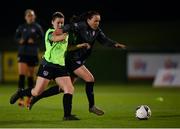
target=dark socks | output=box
[36,85,63,100]
[20,88,32,97]
[63,93,72,117]
[85,82,95,108]
[28,76,34,89]
[18,75,25,90]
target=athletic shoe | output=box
[18,98,25,107]
[89,105,104,116]
[24,96,31,108]
[28,96,38,110]
[63,115,80,120]
[10,90,22,104]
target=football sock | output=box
[85,82,95,108]
[28,76,34,89]
[18,75,25,90]
[20,88,32,97]
[63,93,72,117]
[36,85,63,100]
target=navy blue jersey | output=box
[63,21,116,61]
[15,22,44,56]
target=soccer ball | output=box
[135,105,151,120]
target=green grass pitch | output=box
[0,83,180,128]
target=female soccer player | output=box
[10,12,79,120]
[15,9,44,106]
[28,11,126,116]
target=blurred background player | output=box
[10,12,79,120]
[14,9,44,107]
[28,11,126,115]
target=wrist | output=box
[76,44,82,48]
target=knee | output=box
[84,75,95,82]
[63,85,74,94]
[31,89,41,96]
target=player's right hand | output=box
[53,28,63,35]
[59,33,67,41]
[28,38,34,44]
[77,43,91,49]
[19,38,24,44]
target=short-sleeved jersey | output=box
[44,28,68,66]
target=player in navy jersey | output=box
[15,9,44,107]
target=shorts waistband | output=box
[41,58,64,68]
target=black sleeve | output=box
[36,23,44,39]
[14,25,22,43]
[62,22,86,33]
[96,28,116,47]
[62,24,71,33]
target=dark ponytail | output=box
[70,11,100,23]
[85,11,100,20]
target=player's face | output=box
[25,11,36,24]
[87,15,101,30]
[52,18,64,29]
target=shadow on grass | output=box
[0,119,68,127]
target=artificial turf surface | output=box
[0,83,180,128]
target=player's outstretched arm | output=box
[114,42,126,49]
[97,29,126,49]
[68,43,91,51]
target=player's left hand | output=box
[77,43,91,49]
[28,38,34,44]
[53,28,63,35]
[114,43,126,49]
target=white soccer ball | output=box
[135,105,151,120]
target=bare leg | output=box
[31,77,50,96]
[10,76,50,105]
[55,76,79,120]
[27,66,36,89]
[73,65,104,115]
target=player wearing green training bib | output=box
[10,12,79,121]
[44,28,68,66]
[38,27,68,79]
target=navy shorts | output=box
[18,55,39,67]
[37,60,69,80]
[66,59,85,73]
